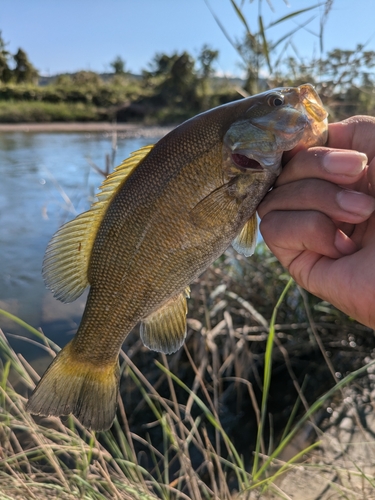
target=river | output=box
[0,128,168,365]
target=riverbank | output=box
[0,121,174,137]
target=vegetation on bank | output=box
[0,35,239,124]
[1,4,375,125]
[1,244,375,499]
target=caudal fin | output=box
[26,341,119,431]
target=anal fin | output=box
[232,213,258,257]
[140,288,190,354]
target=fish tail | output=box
[26,340,119,431]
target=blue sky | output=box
[2,0,375,77]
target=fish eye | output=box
[268,94,284,107]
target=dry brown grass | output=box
[1,245,375,499]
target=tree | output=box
[71,70,101,86]
[198,44,219,81]
[198,44,219,108]
[0,31,12,83]
[144,52,179,79]
[110,56,126,75]
[143,51,199,108]
[13,48,38,83]
[159,52,198,107]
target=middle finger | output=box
[258,178,375,225]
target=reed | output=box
[1,245,375,498]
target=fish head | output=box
[223,83,328,176]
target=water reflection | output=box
[0,130,165,364]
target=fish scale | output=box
[27,84,328,430]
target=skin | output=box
[258,116,375,329]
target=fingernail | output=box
[334,230,357,255]
[337,190,375,216]
[323,151,367,175]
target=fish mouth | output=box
[297,84,328,147]
[231,153,263,171]
[299,84,328,123]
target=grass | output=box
[1,245,375,499]
[0,101,106,123]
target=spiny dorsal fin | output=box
[232,213,258,257]
[43,145,154,303]
[140,287,190,354]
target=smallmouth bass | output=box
[27,84,328,430]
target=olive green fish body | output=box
[27,84,328,430]
[77,127,276,361]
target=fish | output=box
[27,84,328,431]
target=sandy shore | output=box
[0,122,174,137]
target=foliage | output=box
[13,48,38,84]
[197,45,219,108]
[207,0,333,94]
[269,45,375,120]
[206,0,375,119]
[0,31,12,83]
[0,32,38,84]
[198,45,219,81]
[1,244,375,498]
[111,56,127,75]
[142,51,199,109]
[0,78,142,109]
[1,0,375,123]
[0,100,106,123]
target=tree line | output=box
[0,31,232,122]
[1,25,375,123]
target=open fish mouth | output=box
[231,153,263,171]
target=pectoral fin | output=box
[140,288,190,354]
[232,213,258,257]
[190,184,240,229]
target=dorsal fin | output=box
[43,145,154,303]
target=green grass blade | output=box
[267,3,324,28]
[0,308,60,351]
[270,16,316,51]
[252,277,294,477]
[203,0,238,52]
[250,440,321,492]
[155,360,250,490]
[230,0,254,40]
[253,358,375,481]
[258,15,272,73]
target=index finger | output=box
[283,116,375,165]
[274,147,368,188]
[327,116,375,194]
[328,116,375,159]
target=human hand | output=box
[258,116,375,328]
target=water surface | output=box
[0,130,166,363]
